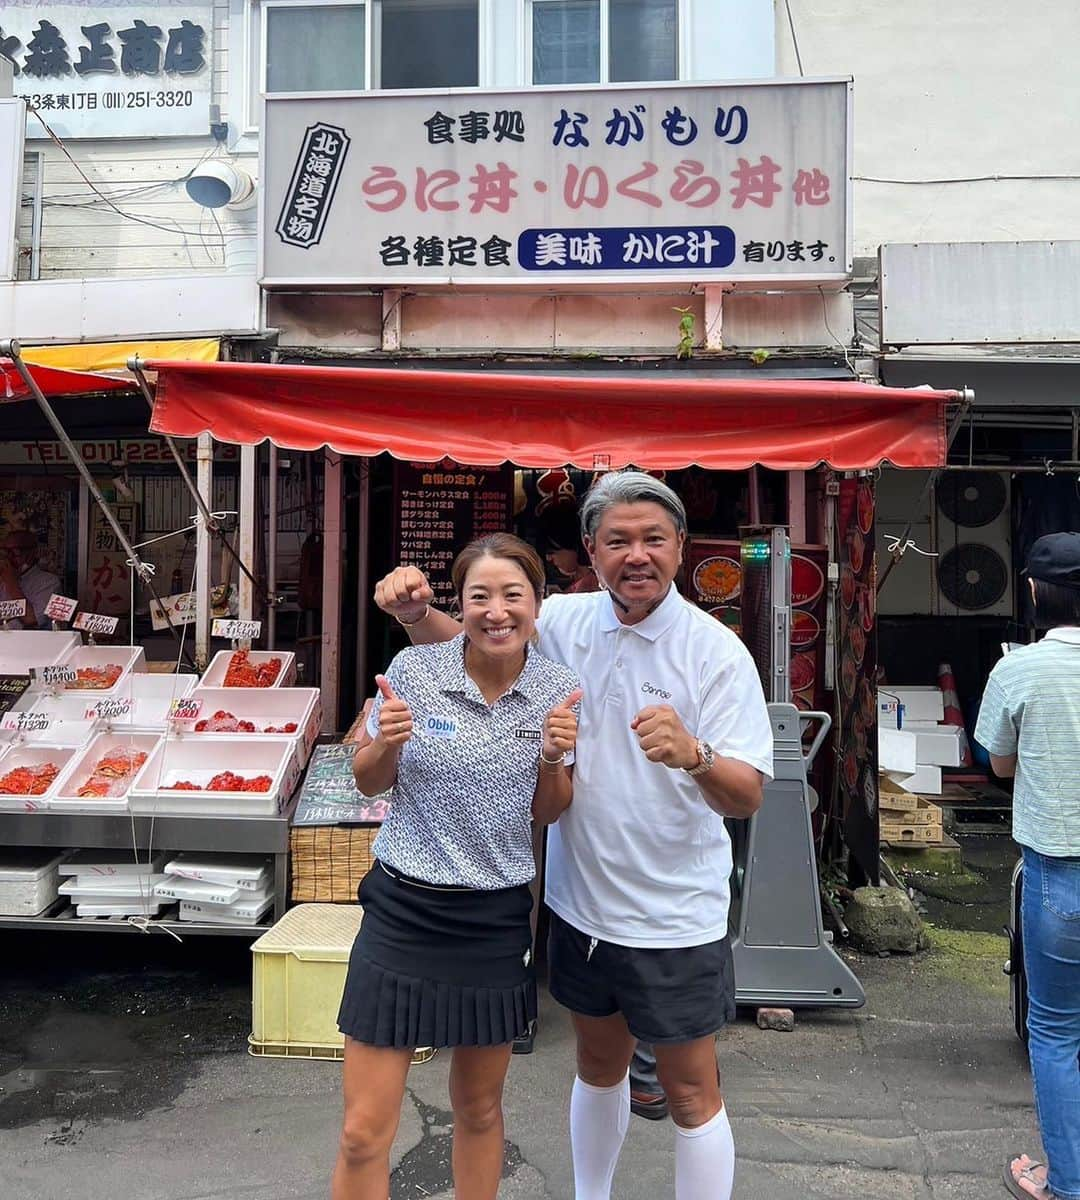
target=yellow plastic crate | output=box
[249,903,362,1059]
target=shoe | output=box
[630,1089,669,1120]
[512,1019,537,1055]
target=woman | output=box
[332,533,582,1200]
[974,532,1080,1200]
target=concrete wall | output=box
[776,0,1080,256]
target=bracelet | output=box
[395,604,430,628]
[539,748,566,768]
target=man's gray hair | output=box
[580,470,687,541]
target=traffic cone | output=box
[937,662,973,767]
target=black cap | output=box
[1024,532,1080,591]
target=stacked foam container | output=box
[877,686,964,796]
[154,853,274,925]
[57,849,167,918]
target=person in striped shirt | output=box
[975,532,1080,1200]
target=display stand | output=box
[0,809,291,937]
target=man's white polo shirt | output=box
[537,586,774,949]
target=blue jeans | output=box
[1022,847,1080,1200]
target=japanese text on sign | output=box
[0,4,212,139]
[169,697,202,722]
[40,665,77,685]
[212,619,262,641]
[1,711,52,733]
[44,594,79,623]
[0,599,28,622]
[84,697,134,721]
[263,79,850,285]
[74,611,120,636]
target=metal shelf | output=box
[0,809,293,933]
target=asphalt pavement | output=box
[0,832,1035,1199]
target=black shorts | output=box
[547,911,736,1044]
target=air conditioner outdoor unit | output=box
[876,467,934,616]
[934,470,1013,617]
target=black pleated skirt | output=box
[337,861,537,1048]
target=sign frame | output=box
[259,76,854,290]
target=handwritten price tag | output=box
[41,665,77,686]
[44,594,79,623]
[84,697,134,721]
[0,599,27,622]
[212,619,262,641]
[1,711,52,733]
[169,697,203,722]
[74,612,120,636]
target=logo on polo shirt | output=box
[515,728,543,741]
[423,715,458,739]
[641,681,673,701]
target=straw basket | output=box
[289,825,379,903]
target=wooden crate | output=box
[880,797,943,845]
[878,775,919,812]
[290,826,378,903]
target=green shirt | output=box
[975,628,1080,857]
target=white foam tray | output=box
[181,687,321,768]
[60,874,167,898]
[0,630,80,679]
[179,895,272,924]
[130,735,300,817]
[48,731,164,813]
[199,650,297,689]
[58,849,166,878]
[53,644,146,697]
[0,743,82,812]
[75,901,169,917]
[163,853,272,888]
[11,672,197,734]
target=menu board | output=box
[393,460,514,612]
[291,744,390,826]
[0,675,31,717]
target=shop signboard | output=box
[0,1,213,139]
[86,501,137,618]
[0,438,240,466]
[262,78,852,287]
[392,460,514,613]
[0,674,31,716]
[292,743,388,825]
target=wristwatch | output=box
[684,739,715,777]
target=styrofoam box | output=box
[199,650,297,690]
[154,877,244,904]
[877,694,902,731]
[885,764,943,796]
[0,630,80,680]
[164,853,272,889]
[11,674,196,734]
[890,686,945,723]
[903,721,964,768]
[130,736,300,817]
[53,644,146,697]
[0,849,66,916]
[183,687,321,768]
[47,731,164,814]
[60,874,167,899]
[75,901,168,917]
[58,848,167,878]
[180,895,272,924]
[0,696,100,749]
[878,728,918,775]
[0,743,82,812]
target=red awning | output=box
[1,359,133,403]
[148,360,956,471]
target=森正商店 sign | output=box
[262,78,851,286]
[0,2,212,139]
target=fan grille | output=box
[937,471,1007,528]
[937,543,1009,610]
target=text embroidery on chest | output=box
[422,714,459,739]
[515,728,543,741]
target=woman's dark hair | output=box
[451,533,546,604]
[1031,578,1080,629]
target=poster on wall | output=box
[85,500,137,619]
[836,476,879,883]
[0,1,212,139]
[0,489,69,581]
[392,460,514,613]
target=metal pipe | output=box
[238,445,256,627]
[267,442,278,649]
[195,433,213,669]
[1072,409,1079,463]
[30,149,43,282]
[940,463,1080,474]
[355,457,371,709]
[321,451,344,733]
[821,885,850,940]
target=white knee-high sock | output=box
[674,1104,735,1200]
[570,1073,630,1200]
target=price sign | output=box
[0,599,27,622]
[1,711,53,733]
[44,594,79,623]
[212,619,262,641]
[40,665,77,686]
[74,612,120,636]
[84,697,134,721]
[169,697,203,722]
[150,592,196,632]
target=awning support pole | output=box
[267,443,279,649]
[238,445,256,629]
[321,451,344,733]
[195,433,214,669]
[355,457,371,713]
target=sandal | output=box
[1003,1156,1055,1199]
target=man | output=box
[0,530,60,630]
[375,471,773,1200]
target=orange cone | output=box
[937,662,973,767]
